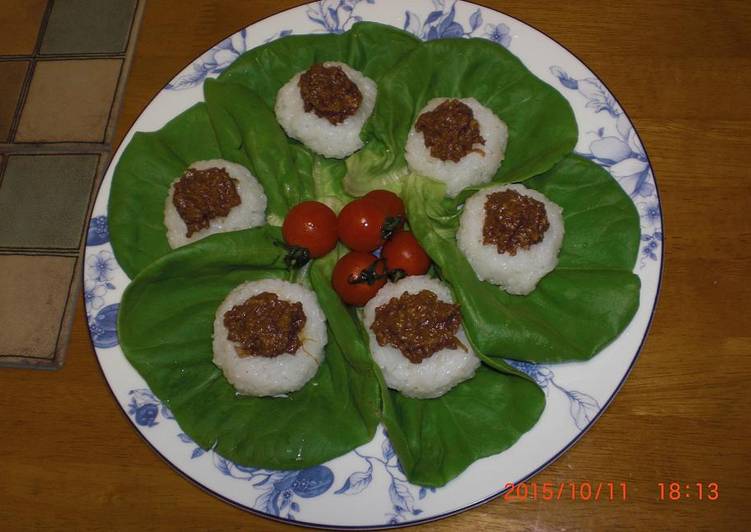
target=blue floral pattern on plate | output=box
[168,29,250,90]
[126,388,334,520]
[336,432,429,524]
[87,215,110,246]
[122,358,599,520]
[403,0,510,45]
[165,0,511,91]
[86,0,661,527]
[85,216,120,348]
[305,0,373,34]
[550,66,662,265]
[506,360,600,430]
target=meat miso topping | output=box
[371,290,465,364]
[298,64,363,125]
[223,292,306,358]
[482,189,550,255]
[172,167,241,237]
[415,99,486,162]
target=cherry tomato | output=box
[337,198,388,252]
[364,189,406,227]
[382,231,431,276]
[282,201,338,258]
[332,251,386,306]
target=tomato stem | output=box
[348,258,410,285]
[381,215,404,240]
[348,257,388,286]
[274,240,311,269]
[387,268,407,282]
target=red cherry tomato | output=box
[282,201,338,258]
[382,231,431,276]
[332,251,386,306]
[337,198,388,252]
[364,189,406,225]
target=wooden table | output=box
[2,1,749,529]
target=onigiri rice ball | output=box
[212,279,327,397]
[275,61,377,159]
[457,183,564,295]
[164,159,266,249]
[405,97,508,197]
[363,276,481,399]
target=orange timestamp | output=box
[503,481,629,502]
[657,482,719,501]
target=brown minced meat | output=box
[172,167,241,237]
[223,292,307,358]
[371,290,464,364]
[483,189,550,256]
[414,99,485,162]
[298,63,362,125]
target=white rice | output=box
[363,276,481,399]
[212,279,327,397]
[275,61,377,159]
[405,97,508,198]
[456,183,564,295]
[164,159,266,249]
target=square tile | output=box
[41,0,137,55]
[0,154,99,249]
[15,59,122,143]
[0,61,29,142]
[0,255,76,359]
[0,0,47,55]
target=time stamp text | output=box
[502,481,720,502]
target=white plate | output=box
[84,0,662,527]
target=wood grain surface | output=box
[2,1,749,529]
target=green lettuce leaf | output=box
[207,21,421,210]
[204,78,356,218]
[204,79,316,224]
[380,364,545,487]
[118,226,380,469]
[310,248,544,487]
[345,37,578,196]
[108,24,626,486]
[403,154,641,363]
[217,22,421,109]
[109,103,222,278]
[108,79,325,280]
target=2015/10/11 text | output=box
[502,481,629,502]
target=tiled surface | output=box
[0,1,143,369]
[0,155,99,249]
[15,59,122,142]
[0,0,48,55]
[0,61,29,141]
[0,255,77,359]
[41,0,137,55]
